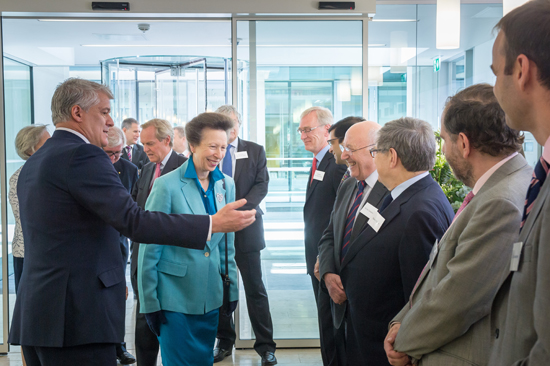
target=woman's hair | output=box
[185,112,235,147]
[15,125,49,160]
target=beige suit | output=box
[488,157,550,365]
[392,154,532,366]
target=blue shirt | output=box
[315,144,330,166]
[184,156,225,215]
[391,171,430,200]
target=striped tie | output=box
[341,181,366,262]
[521,157,549,230]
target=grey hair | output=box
[215,105,242,125]
[106,126,126,148]
[122,117,139,130]
[376,117,436,172]
[140,118,174,148]
[51,78,113,125]
[299,106,333,126]
[173,125,186,138]
[186,112,234,148]
[15,125,48,160]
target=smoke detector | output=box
[138,23,150,33]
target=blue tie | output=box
[521,157,549,230]
[222,145,233,177]
[379,194,394,213]
[341,181,367,262]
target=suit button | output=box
[495,329,499,339]
[205,252,210,257]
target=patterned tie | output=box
[341,169,351,183]
[453,191,475,222]
[521,157,549,230]
[148,163,162,194]
[310,157,317,185]
[126,146,132,161]
[222,145,233,177]
[341,181,367,262]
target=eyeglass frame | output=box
[339,143,376,156]
[104,150,123,157]
[369,148,389,158]
[297,125,322,135]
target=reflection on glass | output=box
[237,20,363,342]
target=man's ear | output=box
[516,54,533,92]
[457,132,471,159]
[389,148,399,168]
[71,105,84,122]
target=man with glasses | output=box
[318,121,389,366]
[342,117,453,366]
[299,106,347,366]
[327,116,365,181]
[103,126,138,365]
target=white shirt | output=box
[56,127,90,144]
[347,170,380,224]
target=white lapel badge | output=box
[216,193,224,203]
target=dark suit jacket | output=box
[341,175,454,365]
[8,131,207,348]
[233,138,269,253]
[121,143,149,171]
[303,150,347,275]
[130,150,187,282]
[318,177,389,329]
[113,158,139,264]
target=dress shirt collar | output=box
[472,152,518,195]
[543,135,550,163]
[230,137,239,150]
[184,155,225,182]
[159,150,173,171]
[391,171,430,200]
[56,127,90,144]
[362,170,379,189]
[315,144,330,165]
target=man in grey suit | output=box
[318,121,389,365]
[383,84,531,366]
[487,1,550,365]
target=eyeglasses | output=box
[105,150,122,157]
[339,143,375,156]
[297,126,321,135]
[327,138,339,144]
[369,148,387,158]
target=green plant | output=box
[430,131,471,212]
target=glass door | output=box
[235,19,364,347]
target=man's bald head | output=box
[341,121,380,181]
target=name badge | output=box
[428,239,439,269]
[313,170,325,181]
[360,203,378,219]
[510,242,524,271]
[235,151,248,159]
[368,212,385,232]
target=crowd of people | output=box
[5,0,550,365]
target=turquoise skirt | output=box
[158,308,220,366]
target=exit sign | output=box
[433,57,440,72]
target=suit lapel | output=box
[233,138,246,184]
[519,172,550,241]
[162,151,178,175]
[350,181,388,241]
[306,152,331,202]
[332,180,356,267]
[179,162,205,216]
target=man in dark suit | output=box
[339,117,454,366]
[8,78,256,366]
[213,105,276,366]
[121,117,150,170]
[488,2,550,364]
[318,121,388,366]
[130,118,187,366]
[103,126,138,365]
[300,106,347,365]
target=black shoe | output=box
[213,347,232,363]
[116,344,136,365]
[261,351,277,365]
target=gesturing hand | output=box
[212,199,256,233]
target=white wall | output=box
[473,37,496,85]
[32,67,70,129]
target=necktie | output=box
[379,194,394,213]
[222,145,233,177]
[341,169,351,183]
[521,157,549,230]
[126,146,132,161]
[341,181,367,262]
[310,157,317,185]
[453,191,475,222]
[148,163,162,194]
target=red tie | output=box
[126,146,132,161]
[148,163,162,194]
[453,191,475,222]
[310,157,317,185]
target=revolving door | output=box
[101,55,232,125]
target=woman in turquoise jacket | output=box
[138,112,239,366]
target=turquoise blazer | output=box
[138,160,238,315]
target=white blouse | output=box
[8,166,24,258]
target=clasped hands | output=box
[384,323,413,366]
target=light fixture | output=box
[436,0,460,49]
[503,0,528,14]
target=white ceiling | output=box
[2,3,502,68]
